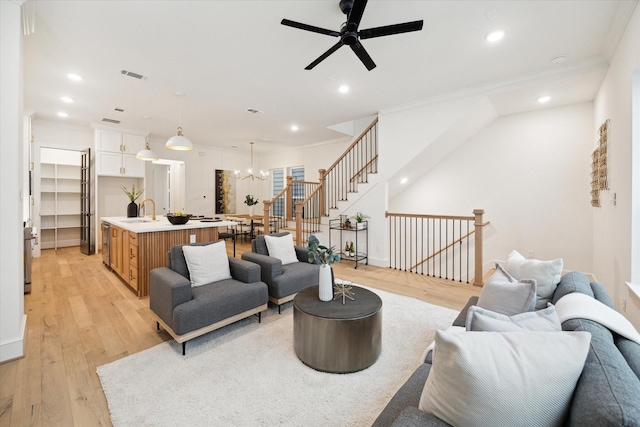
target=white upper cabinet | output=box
[122,133,145,155]
[95,129,146,177]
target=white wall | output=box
[390,102,595,276]
[593,5,640,328]
[0,0,26,363]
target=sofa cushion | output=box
[466,305,561,332]
[390,406,451,427]
[182,241,231,287]
[452,296,479,327]
[172,279,268,335]
[506,250,563,309]
[269,262,319,299]
[477,273,536,316]
[253,232,290,256]
[371,363,433,427]
[419,330,591,427]
[264,233,298,265]
[561,318,640,426]
[552,271,594,303]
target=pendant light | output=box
[235,142,268,181]
[136,135,159,161]
[137,117,159,161]
[166,92,193,151]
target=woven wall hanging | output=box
[590,119,609,207]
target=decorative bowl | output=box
[167,215,190,225]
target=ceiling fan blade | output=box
[359,20,424,39]
[281,19,340,37]
[305,41,344,70]
[346,0,368,32]
[350,41,376,71]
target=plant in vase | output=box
[353,212,369,229]
[308,235,340,302]
[244,194,259,216]
[122,184,144,217]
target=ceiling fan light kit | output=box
[281,0,423,71]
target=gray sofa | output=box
[241,232,320,313]
[150,242,269,355]
[373,271,640,426]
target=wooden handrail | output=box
[349,155,379,182]
[323,117,378,177]
[409,221,490,270]
[291,180,319,185]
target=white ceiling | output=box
[23,0,638,154]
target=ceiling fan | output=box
[281,0,423,71]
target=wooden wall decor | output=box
[590,119,609,207]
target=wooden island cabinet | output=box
[102,217,237,297]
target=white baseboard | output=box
[0,314,26,363]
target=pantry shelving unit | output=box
[40,150,82,249]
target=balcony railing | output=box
[386,210,488,286]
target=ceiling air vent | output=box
[101,118,121,124]
[120,69,147,80]
[114,107,125,112]
[246,108,264,114]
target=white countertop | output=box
[101,216,237,233]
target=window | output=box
[291,167,305,218]
[272,168,285,218]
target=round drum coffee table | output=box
[293,285,382,373]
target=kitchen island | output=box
[101,216,236,297]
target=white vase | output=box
[249,205,254,217]
[318,264,333,302]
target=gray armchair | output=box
[241,232,320,313]
[150,242,268,355]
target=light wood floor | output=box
[0,242,480,427]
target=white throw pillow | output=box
[506,250,563,309]
[264,234,298,265]
[182,241,231,287]
[477,265,537,315]
[419,330,591,427]
[466,305,561,332]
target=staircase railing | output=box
[386,210,488,286]
[262,187,287,235]
[320,117,378,216]
[294,185,323,245]
[262,116,378,243]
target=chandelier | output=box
[236,142,268,181]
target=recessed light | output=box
[60,96,73,103]
[537,96,551,103]
[57,112,68,118]
[67,73,82,82]
[400,177,408,184]
[339,85,349,94]
[485,30,504,43]
[291,125,299,132]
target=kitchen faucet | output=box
[139,198,156,220]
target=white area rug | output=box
[97,286,458,427]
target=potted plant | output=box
[353,212,369,229]
[122,184,144,217]
[307,235,341,302]
[244,194,259,216]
